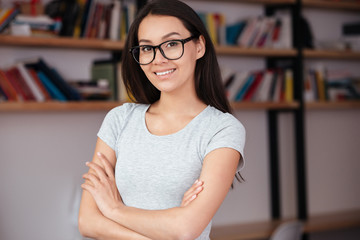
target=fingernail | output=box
[85,161,89,165]
[194,179,198,184]
[191,195,197,200]
[196,186,202,191]
[97,152,102,157]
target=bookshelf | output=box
[210,209,360,240]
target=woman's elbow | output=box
[78,212,96,238]
[172,219,204,240]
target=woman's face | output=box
[137,14,205,95]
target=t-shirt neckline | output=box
[142,104,210,138]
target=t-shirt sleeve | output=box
[204,114,246,172]
[97,106,124,150]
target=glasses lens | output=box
[160,40,183,60]
[132,46,154,65]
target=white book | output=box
[255,70,274,102]
[228,71,249,101]
[16,62,45,102]
[274,10,292,49]
[109,0,121,40]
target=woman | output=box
[78,0,246,239]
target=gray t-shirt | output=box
[97,103,246,240]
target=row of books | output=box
[222,67,294,102]
[304,67,360,102]
[0,59,82,102]
[74,0,136,40]
[200,10,292,49]
[0,0,136,40]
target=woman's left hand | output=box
[81,152,123,218]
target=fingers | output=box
[181,179,203,207]
[86,161,107,181]
[96,152,115,179]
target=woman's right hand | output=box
[181,180,204,207]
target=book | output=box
[5,67,36,101]
[16,62,46,102]
[109,0,121,40]
[91,59,118,100]
[37,71,67,101]
[227,71,249,101]
[243,71,264,101]
[284,69,294,102]
[234,74,255,101]
[254,70,274,102]
[0,69,19,101]
[0,7,20,33]
[226,21,246,45]
[27,68,52,100]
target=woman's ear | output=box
[196,35,206,60]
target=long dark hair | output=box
[121,0,232,114]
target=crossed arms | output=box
[78,137,240,240]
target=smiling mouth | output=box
[155,69,175,76]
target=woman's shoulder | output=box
[205,106,245,130]
[107,102,149,117]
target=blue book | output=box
[226,21,246,45]
[37,71,67,101]
[235,74,255,101]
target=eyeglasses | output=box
[130,36,195,65]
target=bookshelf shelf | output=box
[210,209,360,240]
[216,45,297,57]
[304,49,360,60]
[0,35,124,51]
[306,101,360,110]
[303,0,360,11]
[191,0,295,4]
[0,35,297,57]
[0,101,299,112]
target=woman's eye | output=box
[166,41,179,48]
[141,46,152,52]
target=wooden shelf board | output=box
[303,0,360,11]
[0,101,123,112]
[304,49,360,59]
[306,101,360,110]
[216,45,297,57]
[210,209,360,240]
[304,209,360,233]
[191,0,295,4]
[0,35,124,51]
[231,101,299,110]
[0,101,299,112]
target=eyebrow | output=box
[138,32,181,44]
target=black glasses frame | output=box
[130,36,195,65]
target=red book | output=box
[243,72,264,101]
[0,69,19,101]
[5,67,36,101]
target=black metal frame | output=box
[265,0,308,231]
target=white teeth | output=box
[155,69,174,76]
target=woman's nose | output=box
[153,48,168,64]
